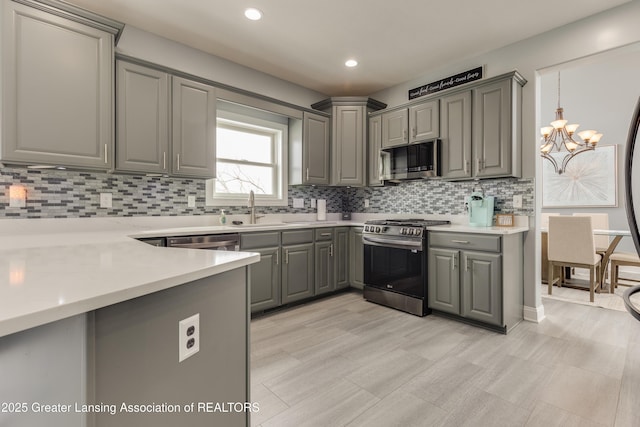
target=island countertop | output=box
[0,224,260,338]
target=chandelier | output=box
[540,72,603,174]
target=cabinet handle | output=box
[477,158,482,172]
[403,129,407,141]
[451,240,470,244]
[465,160,470,174]
[176,154,180,171]
[412,127,417,138]
[465,257,469,271]
[275,250,279,265]
[163,152,167,170]
[306,167,309,181]
[285,249,289,264]
[330,244,334,257]
[104,144,108,164]
[452,254,458,271]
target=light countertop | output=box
[0,214,528,338]
[0,223,261,338]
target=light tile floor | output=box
[250,290,640,427]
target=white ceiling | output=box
[65,0,630,96]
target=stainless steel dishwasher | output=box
[166,234,240,251]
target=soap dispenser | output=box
[219,209,227,225]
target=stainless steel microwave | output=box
[380,139,441,182]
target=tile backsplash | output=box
[1,167,533,219]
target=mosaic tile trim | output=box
[0,167,533,219]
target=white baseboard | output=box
[524,304,545,323]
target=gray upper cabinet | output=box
[380,99,439,150]
[409,99,440,143]
[116,61,170,174]
[381,109,408,148]
[472,77,522,178]
[172,76,217,178]
[1,1,115,170]
[440,90,473,180]
[289,111,330,185]
[332,105,366,186]
[368,115,383,186]
[304,111,331,185]
[311,97,385,187]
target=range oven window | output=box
[364,244,425,297]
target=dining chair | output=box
[572,213,610,281]
[548,216,602,302]
[610,252,640,292]
[572,213,610,254]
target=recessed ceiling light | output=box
[345,59,358,68]
[244,8,263,21]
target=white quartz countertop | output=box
[426,223,529,235]
[0,223,262,338]
[0,214,528,338]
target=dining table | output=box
[541,228,632,291]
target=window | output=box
[206,108,288,206]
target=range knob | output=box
[375,226,382,233]
[408,228,415,235]
[415,229,422,236]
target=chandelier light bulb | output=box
[565,123,580,134]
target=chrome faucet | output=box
[248,190,263,224]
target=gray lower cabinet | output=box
[428,231,522,333]
[349,227,364,289]
[2,0,115,170]
[241,232,281,313]
[335,227,350,289]
[281,230,315,304]
[315,229,335,295]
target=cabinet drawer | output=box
[315,228,334,241]
[282,229,314,245]
[429,232,501,252]
[240,232,280,249]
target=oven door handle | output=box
[362,235,423,251]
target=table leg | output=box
[600,235,623,290]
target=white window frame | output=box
[206,110,288,207]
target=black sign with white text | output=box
[408,67,483,100]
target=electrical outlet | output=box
[513,195,523,209]
[178,313,200,362]
[99,193,112,208]
[293,198,305,208]
[310,198,317,208]
[187,195,196,208]
[364,199,370,208]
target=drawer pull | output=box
[451,240,470,244]
[320,233,332,237]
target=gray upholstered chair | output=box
[548,216,602,302]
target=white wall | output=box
[116,26,328,109]
[370,1,640,320]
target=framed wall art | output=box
[542,144,617,208]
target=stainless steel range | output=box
[362,218,449,316]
